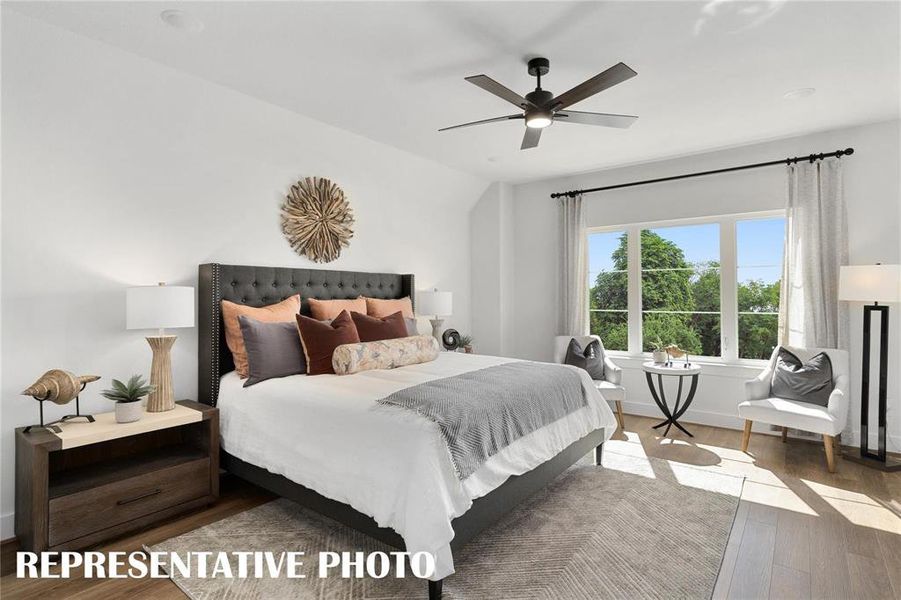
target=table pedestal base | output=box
[645,371,699,438]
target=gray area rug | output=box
[151,449,743,599]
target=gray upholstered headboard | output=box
[198,263,415,406]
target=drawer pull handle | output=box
[116,488,162,506]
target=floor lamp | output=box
[839,264,900,471]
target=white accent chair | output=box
[553,335,626,430]
[738,345,850,473]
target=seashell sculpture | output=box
[22,370,100,405]
[665,345,687,359]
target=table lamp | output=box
[839,263,900,471]
[418,289,452,344]
[126,283,194,412]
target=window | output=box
[588,231,627,351]
[641,223,721,357]
[737,217,785,359]
[586,211,785,362]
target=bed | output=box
[198,263,615,599]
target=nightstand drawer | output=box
[48,457,210,546]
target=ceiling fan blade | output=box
[554,110,638,129]
[550,62,637,110]
[465,75,534,109]
[438,114,523,132]
[521,127,541,150]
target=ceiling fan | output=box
[439,57,638,150]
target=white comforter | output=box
[217,352,616,579]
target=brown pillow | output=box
[351,311,409,343]
[308,297,366,320]
[221,295,300,378]
[365,296,414,318]
[296,310,360,375]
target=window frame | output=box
[586,209,785,366]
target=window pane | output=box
[588,231,628,351]
[640,224,721,357]
[738,314,778,360]
[590,311,627,351]
[737,217,785,359]
[642,312,720,356]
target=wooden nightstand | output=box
[15,400,218,552]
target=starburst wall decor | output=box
[281,177,355,263]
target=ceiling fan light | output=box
[525,112,553,129]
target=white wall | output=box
[486,120,901,449]
[0,12,487,539]
[470,182,514,356]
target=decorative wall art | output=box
[281,177,355,263]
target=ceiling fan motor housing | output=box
[525,89,554,108]
[527,57,550,77]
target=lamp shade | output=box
[418,290,452,316]
[126,284,195,330]
[839,265,900,303]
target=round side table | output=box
[642,362,701,437]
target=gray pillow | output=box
[238,316,306,387]
[563,338,605,380]
[405,317,419,336]
[771,348,833,406]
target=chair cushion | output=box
[737,397,841,436]
[595,380,625,402]
[771,347,834,407]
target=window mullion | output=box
[627,226,642,355]
[720,217,739,362]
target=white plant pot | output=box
[652,350,668,364]
[115,401,143,424]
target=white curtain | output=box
[779,158,848,348]
[560,194,588,336]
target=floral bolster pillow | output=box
[332,335,439,375]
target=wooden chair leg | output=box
[782,427,788,443]
[615,401,625,430]
[741,420,753,452]
[824,435,836,473]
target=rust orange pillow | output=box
[296,310,360,375]
[308,297,366,320]
[365,296,414,318]
[221,295,300,378]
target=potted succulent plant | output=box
[100,375,155,424]
[651,338,668,364]
[458,334,474,354]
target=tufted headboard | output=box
[198,263,414,406]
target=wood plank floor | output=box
[1,415,899,599]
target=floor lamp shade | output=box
[418,290,452,345]
[839,264,900,303]
[839,264,900,471]
[126,284,195,412]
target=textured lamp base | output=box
[429,318,444,347]
[146,335,176,412]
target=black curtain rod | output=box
[550,147,854,199]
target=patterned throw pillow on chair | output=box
[563,338,605,380]
[771,348,834,406]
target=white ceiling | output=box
[9,1,900,182]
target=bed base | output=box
[220,430,606,599]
